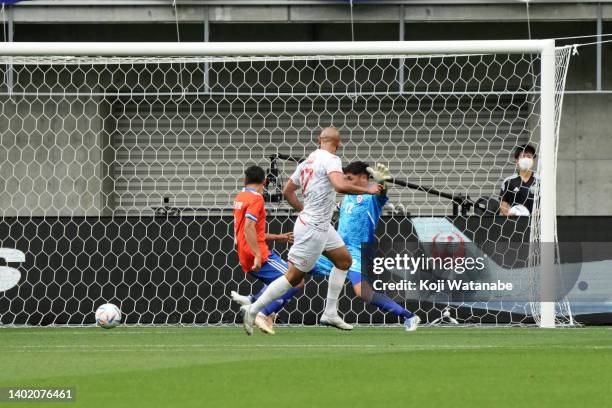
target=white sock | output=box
[249,276,292,317]
[324,267,348,317]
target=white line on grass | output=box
[2,326,609,335]
[2,344,612,352]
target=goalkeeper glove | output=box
[367,163,392,186]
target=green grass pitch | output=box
[1,326,611,407]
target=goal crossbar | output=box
[0,40,554,57]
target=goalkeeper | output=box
[235,161,420,332]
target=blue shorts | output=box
[310,248,363,286]
[249,251,288,285]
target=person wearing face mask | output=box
[499,144,538,217]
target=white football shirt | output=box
[289,149,343,231]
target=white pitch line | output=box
[0,328,198,336]
[2,344,612,351]
[2,326,610,335]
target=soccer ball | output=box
[508,204,531,217]
[95,303,121,329]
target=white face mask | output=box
[518,157,533,171]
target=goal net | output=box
[0,41,574,326]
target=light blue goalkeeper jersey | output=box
[337,193,388,248]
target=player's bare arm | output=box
[282,179,304,212]
[328,172,381,195]
[243,219,262,271]
[265,232,294,243]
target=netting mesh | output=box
[0,47,573,325]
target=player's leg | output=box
[259,281,305,317]
[241,221,320,335]
[245,253,303,334]
[353,278,413,319]
[230,256,283,307]
[346,246,421,331]
[241,263,306,335]
[321,245,351,317]
[259,255,332,317]
[352,277,420,331]
[257,253,305,321]
[319,228,353,330]
[230,286,262,306]
[232,252,304,307]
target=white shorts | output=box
[288,217,345,273]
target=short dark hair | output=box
[343,161,370,176]
[244,165,266,185]
[514,144,537,160]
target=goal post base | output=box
[428,307,457,326]
[539,302,556,328]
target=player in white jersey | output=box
[240,127,381,334]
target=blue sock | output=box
[250,285,268,303]
[370,292,414,320]
[261,287,303,316]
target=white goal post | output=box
[0,40,554,56]
[0,40,571,328]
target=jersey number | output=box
[300,167,314,195]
